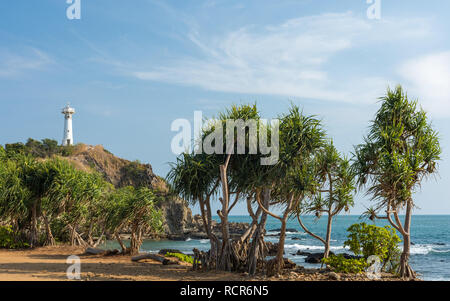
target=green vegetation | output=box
[353,86,441,279]
[4,138,74,158]
[322,255,367,274]
[166,86,441,278]
[345,223,401,273]
[0,149,163,252]
[295,141,355,260]
[0,85,441,279]
[165,252,194,264]
[0,225,29,249]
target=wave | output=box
[410,244,450,255]
[200,239,209,244]
[285,243,349,252]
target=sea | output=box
[102,215,450,281]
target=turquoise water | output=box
[104,215,450,281]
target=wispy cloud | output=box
[0,48,52,78]
[129,12,430,104]
[399,51,450,118]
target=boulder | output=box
[158,249,184,256]
[304,252,335,263]
[329,272,341,281]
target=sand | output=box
[0,246,406,281]
[0,246,248,281]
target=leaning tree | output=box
[353,86,441,279]
[254,107,325,275]
[296,141,355,260]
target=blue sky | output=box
[0,0,449,215]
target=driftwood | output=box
[85,247,107,255]
[131,253,178,265]
[84,247,120,256]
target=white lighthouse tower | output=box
[62,103,75,146]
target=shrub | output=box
[322,254,368,273]
[344,223,401,273]
[165,252,193,264]
[0,225,29,249]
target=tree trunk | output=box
[248,189,270,275]
[399,200,415,279]
[324,215,333,259]
[43,214,55,246]
[30,201,38,248]
[199,197,219,269]
[218,163,232,271]
[275,218,287,275]
[115,232,128,254]
[130,226,142,255]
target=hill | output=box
[2,139,194,237]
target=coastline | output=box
[0,245,407,281]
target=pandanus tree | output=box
[105,186,163,254]
[44,161,109,247]
[127,187,163,255]
[167,104,276,272]
[296,142,355,259]
[254,107,325,275]
[167,152,222,265]
[353,86,441,279]
[0,156,31,233]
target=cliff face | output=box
[60,144,194,235]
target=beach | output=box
[0,245,407,281]
[0,246,248,281]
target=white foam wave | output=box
[285,243,349,252]
[410,244,450,255]
[200,239,209,244]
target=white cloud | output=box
[399,51,450,118]
[0,48,52,78]
[129,12,430,104]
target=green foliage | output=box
[120,161,149,187]
[165,252,194,264]
[353,85,441,215]
[322,254,368,274]
[0,225,29,249]
[3,138,76,159]
[344,222,401,272]
[0,146,162,249]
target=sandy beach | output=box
[0,245,407,281]
[0,246,249,281]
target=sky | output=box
[0,0,449,215]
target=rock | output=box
[283,258,296,269]
[269,228,298,233]
[342,253,362,260]
[189,232,209,239]
[304,252,334,263]
[305,253,324,263]
[158,249,184,256]
[295,250,311,256]
[266,242,284,256]
[167,234,187,241]
[329,272,341,281]
[292,237,302,240]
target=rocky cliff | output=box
[59,144,194,236]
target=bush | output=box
[165,252,193,264]
[322,254,368,273]
[344,223,401,273]
[0,225,29,249]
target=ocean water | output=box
[103,215,450,281]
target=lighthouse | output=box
[62,103,75,146]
